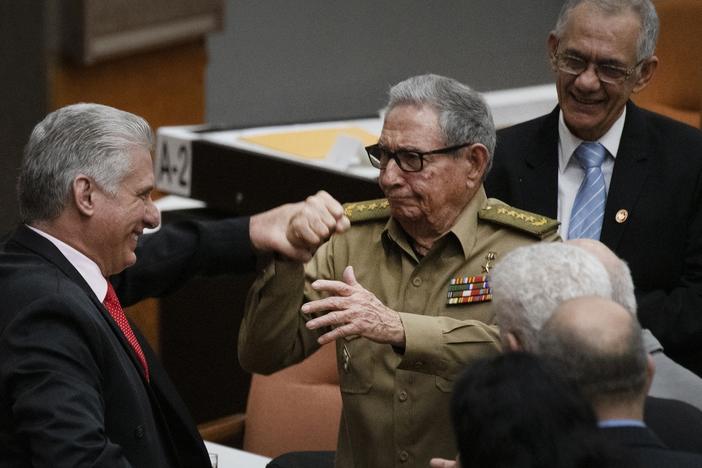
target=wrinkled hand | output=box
[429,458,458,468]
[302,266,406,347]
[249,191,350,262]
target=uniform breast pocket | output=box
[435,373,455,393]
[435,322,500,392]
[338,335,374,394]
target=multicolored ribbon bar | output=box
[447,282,490,292]
[447,288,491,299]
[447,293,493,305]
[446,273,492,305]
[450,275,487,285]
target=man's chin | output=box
[563,110,604,140]
[116,254,138,274]
[390,206,422,224]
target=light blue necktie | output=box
[568,141,607,240]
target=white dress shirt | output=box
[27,225,109,302]
[557,109,626,238]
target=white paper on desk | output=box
[326,134,370,169]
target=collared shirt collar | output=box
[558,107,626,174]
[27,225,108,301]
[383,186,486,261]
[598,419,646,428]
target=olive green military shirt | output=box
[239,187,559,468]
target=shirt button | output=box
[399,450,409,462]
[412,277,422,287]
[134,425,145,439]
[398,390,408,402]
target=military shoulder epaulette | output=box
[343,198,391,223]
[479,200,560,239]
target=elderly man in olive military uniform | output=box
[239,74,559,468]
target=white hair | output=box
[490,243,613,351]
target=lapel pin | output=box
[615,209,628,224]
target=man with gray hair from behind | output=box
[490,242,611,353]
[489,241,702,454]
[568,238,702,411]
[431,241,702,467]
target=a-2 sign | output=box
[154,133,192,197]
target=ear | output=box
[504,332,523,352]
[73,175,97,217]
[547,33,560,71]
[465,143,490,186]
[644,353,656,394]
[631,55,658,94]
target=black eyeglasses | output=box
[366,142,472,172]
[552,51,644,85]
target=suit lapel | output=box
[600,102,651,251]
[520,107,560,218]
[10,226,151,383]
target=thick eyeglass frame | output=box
[551,50,645,85]
[366,142,472,172]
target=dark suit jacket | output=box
[0,218,255,467]
[485,101,702,374]
[600,425,702,468]
[645,396,702,454]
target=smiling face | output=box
[378,104,485,237]
[549,3,656,141]
[92,147,160,276]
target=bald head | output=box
[548,296,635,350]
[566,239,637,314]
[538,296,649,411]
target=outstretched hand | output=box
[249,191,350,262]
[302,266,406,347]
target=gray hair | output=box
[18,103,153,223]
[386,74,496,173]
[606,258,637,315]
[566,239,638,315]
[538,301,649,406]
[490,243,612,351]
[552,0,659,60]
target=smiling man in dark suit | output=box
[0,103,349,467]
[485,0,702,375]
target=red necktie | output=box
[103,282,150,381]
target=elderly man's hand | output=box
[302,266,406,347]
[249,191,350,262]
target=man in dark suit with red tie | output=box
[485,0,702,375]
[0,103,350,467]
